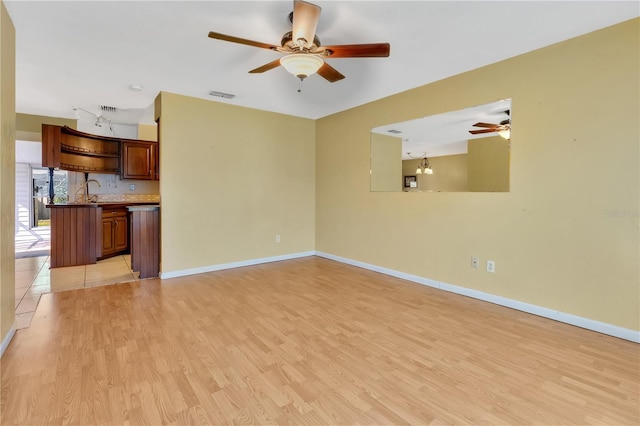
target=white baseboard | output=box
[157,250,638,343]
[160,251,316,279]
[315,251,640,343]
[0,323,16,358]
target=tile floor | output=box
[14,254,140,329]
[15,225,50,255]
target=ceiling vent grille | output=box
[209,90,235,99]
[100,105,118,112]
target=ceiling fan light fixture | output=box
[280,54,323,80]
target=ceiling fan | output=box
[207,0,390,90]
[468,110,511,139]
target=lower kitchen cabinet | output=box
[128,205,160,278]
[48,205,100,268]
[48,203,158,267]
[101,208,128,258]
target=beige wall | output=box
[138,123,157,142]
[0,0,15,344]
[402,154,469,192]
[316,19,639,330]
[370,133,401,191]
[16,112,75,141]
[157,92,316,273]
[468,136,510,192]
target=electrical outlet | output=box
[275,234,281,243]
[487,260,495,273]
[471,256,479,268]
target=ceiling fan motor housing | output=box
[280,31,321,52]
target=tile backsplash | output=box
[95,193,160,203]
[69,172,159,203]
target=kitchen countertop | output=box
[127,205,160,212]
[48,202,160,208]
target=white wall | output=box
[76,117,137,139]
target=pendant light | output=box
[415,156,433,175]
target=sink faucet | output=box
[75,179,102,203]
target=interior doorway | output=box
[15,159,67,257]
[31,167,50,228]
[30,167,67,227]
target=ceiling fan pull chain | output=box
[298,78,303,93]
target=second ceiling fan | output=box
[207,0,390,89]
[468,110,511,139]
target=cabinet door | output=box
[151,143,159,180]
[102,218,115,255]
[114,216,128,251]
[41,124,62,168]
[122,141,153,180]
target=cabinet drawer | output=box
[102,209,128,219]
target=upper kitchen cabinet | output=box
[41,124,160,180]
[121,140,159,181]
[42,124,120,174]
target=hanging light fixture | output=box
[416,156,433,175]
[407,152,434,175]
[280,54,324,81]
[498,128,511,140]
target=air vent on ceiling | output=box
[387,129,402,134]
[100,105,118,112]
[209,90,235,99]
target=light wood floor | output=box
[14,255,139,329]
[1,257,638,425]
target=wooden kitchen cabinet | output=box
[49,205,100,267]
[121,141,159,180]
[128,205,160,278]
[42,124,120,174]
[42,124,160,179]
[151,142,159,180]
[101,208,128,258]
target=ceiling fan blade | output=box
[208,31,278,51]
[320,43,390,58]
[471,122,499,128]
[249,59,282,74]
[292,0,321,49]
[469,128,497,135]
[317,62,345,82]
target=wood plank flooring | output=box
[1,256,638,425]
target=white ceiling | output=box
[15,140,41,164]
[5,1,639,123]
